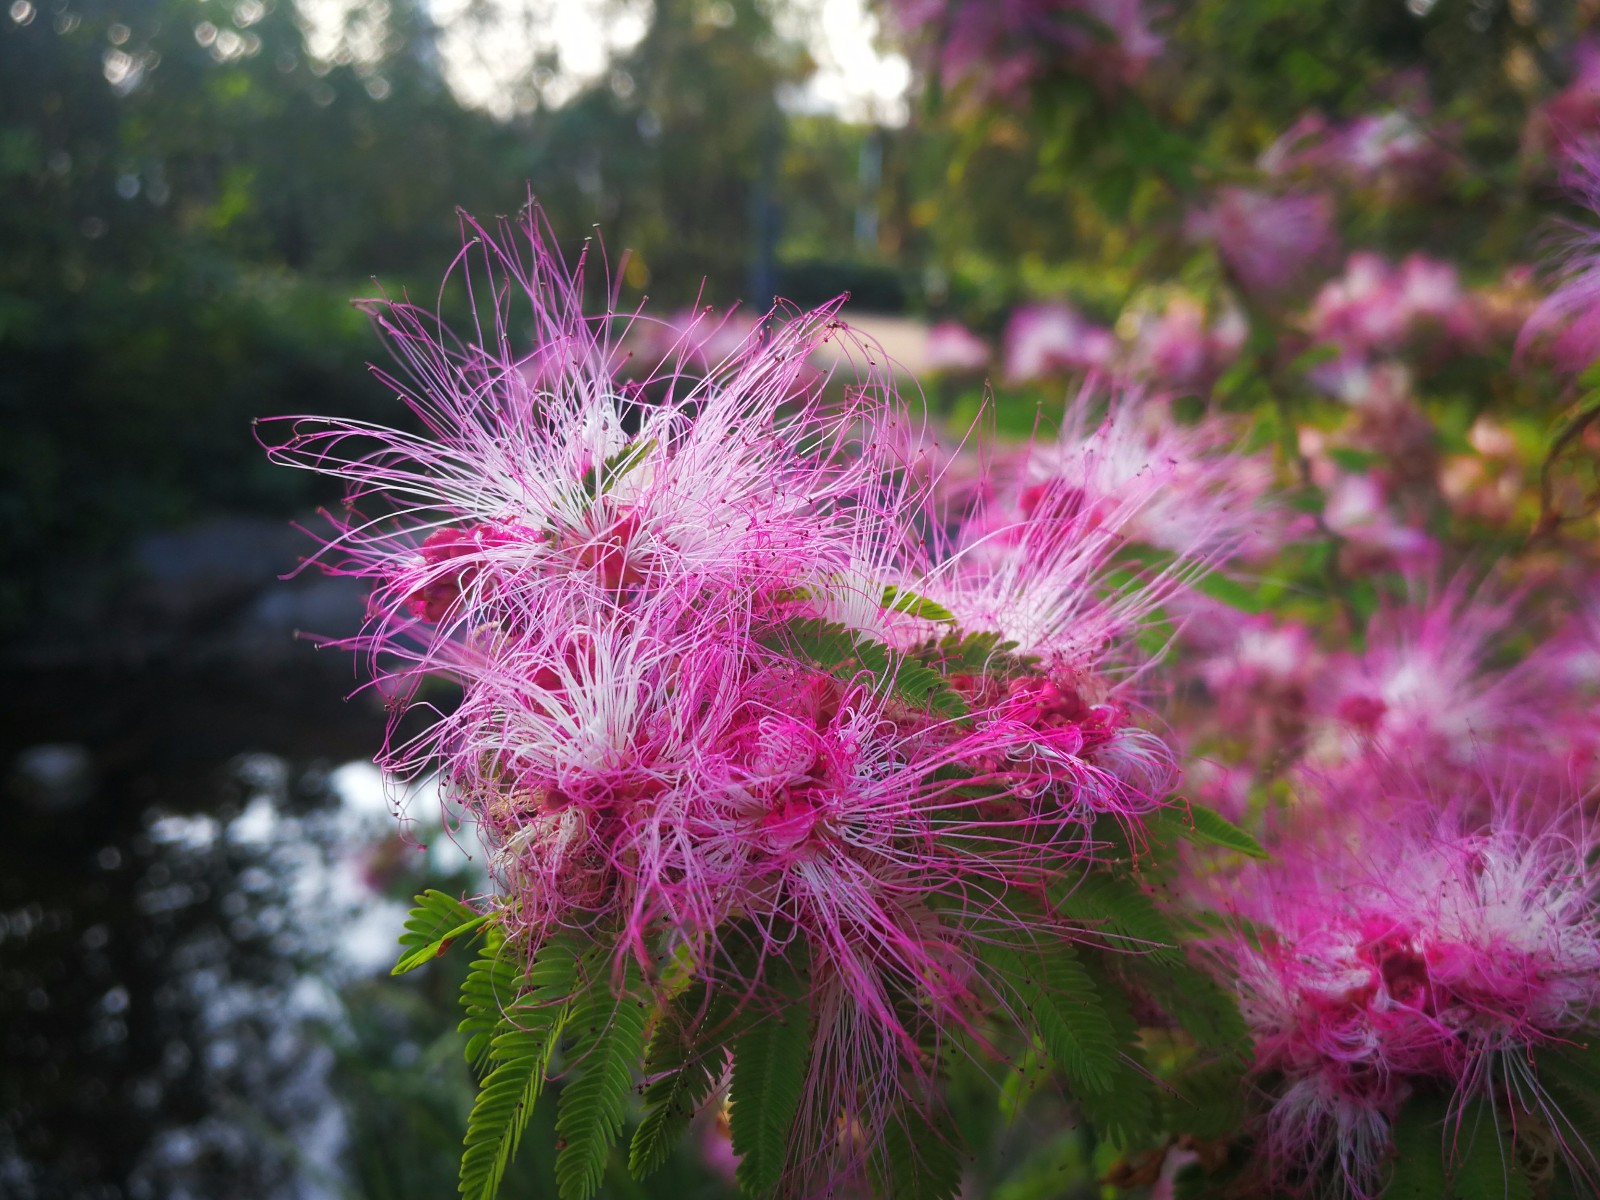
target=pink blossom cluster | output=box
[1519,143,1600,376]
[1188,187,1339,298]
[262,211,1255,1183]
[886,0,1163,102]
[1525,39,1600,173]
[1171,569,1600,1195]
[1263,108,1458,201]
[1215,787,1600,1198]
[995,296,1246,393]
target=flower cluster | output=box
[885,0,1163,102]
[264,211,1251,1190]
[1213,783,1600,1199]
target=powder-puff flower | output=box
[1524,38,1600,171]
[1125,295,1248,392]
[1216,786,1600,1198]
[265,206,1196,1191]
[923,319,991,374]
[1264,108,1457,201]
[1189,187,1338,298]
[1309,579,1551,777]
[887,0,1163,102]
[1519,141,1600,375]
[1308,253,1481,360]
[1003,302,1117,382]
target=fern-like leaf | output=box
[1070,956,1159,1146]
[872,1101,964,1200]
[729,966,813,1197]
[981,941,1122,1095]
[880,584,956,622]
[394,889,484,975]
[772,618,968,718]
[458,935,580,1200]
[1052,870,1184,966]
[1447,1101,1533,1200]
[458,926,516,1075]
[628,986,720,1179]
[1117,950,1251,1062]
[1152,803,1268,860]
[1385,1094,1449,1200]
[553,955,650,1200]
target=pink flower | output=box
[1002,302,1117,382]
[1190,187,1338,297]
[1309,579,1552,774]
[264,207,1195,1186]
[1524,39,1600,170]
[888,0,1163,101]
[1217,788,1600,1198]
[1126,295,1248,390]
[1264,108,1457,200]
[923,319,991,374]
[1519,141,1600,375]
[1308,253,1481,362]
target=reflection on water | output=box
[0,666,470,1200]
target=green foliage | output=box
[1161,1060,1246,1141]
[458,930,517,1075]
[771,617,969,718]
[395,891,490,975]
[1051,870,1184,966]
[880,584,957,622]
[981,941,1123,1095]
[1149,803,1269,860]
[396,913,495,976]
[1067,957,1159,1147]
[729,960,813,1197]
[914,630,1036,677]
[552,954,651,1200]
[460,935,582,1200]
[628,986,721,1179]
[871,1102,965,1200]
[1446,1102,1533,1200]
[579,438,656,500]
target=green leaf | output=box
[873,1101,964,1200]
[730,962,813,1197]
[628,988,721,1179]
[1161,1060,1245,1141]
[1051,870,1183,966]
[459,935,581,1200]
[554,954,651,1200]
[880,584,956,622]
[773,618,968,719]
[1385,1094,1449,1200]
[1190,571,1263,615]
[1446,1101,1532,1200]
[1069,956,1159,1146]
[1122,950,1251,1062]
[395,889,483,975]
[394,910,494,975]
[580,437,655,498]
[980,941,1123,1096]
[1150,803,1268,860]
[919,629,1030,676]
[459,926,517,1074]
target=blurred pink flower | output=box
[1525,39,1600,170]
[889,0,1164,101]
[1217,789,1600,1198]
[1264,108,1456,199]
[1002,302,1117,381]
[1126,295,1248,390]
[923,318,991,373]
[1520,141,1600,374]
[1190,187,1338,297]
